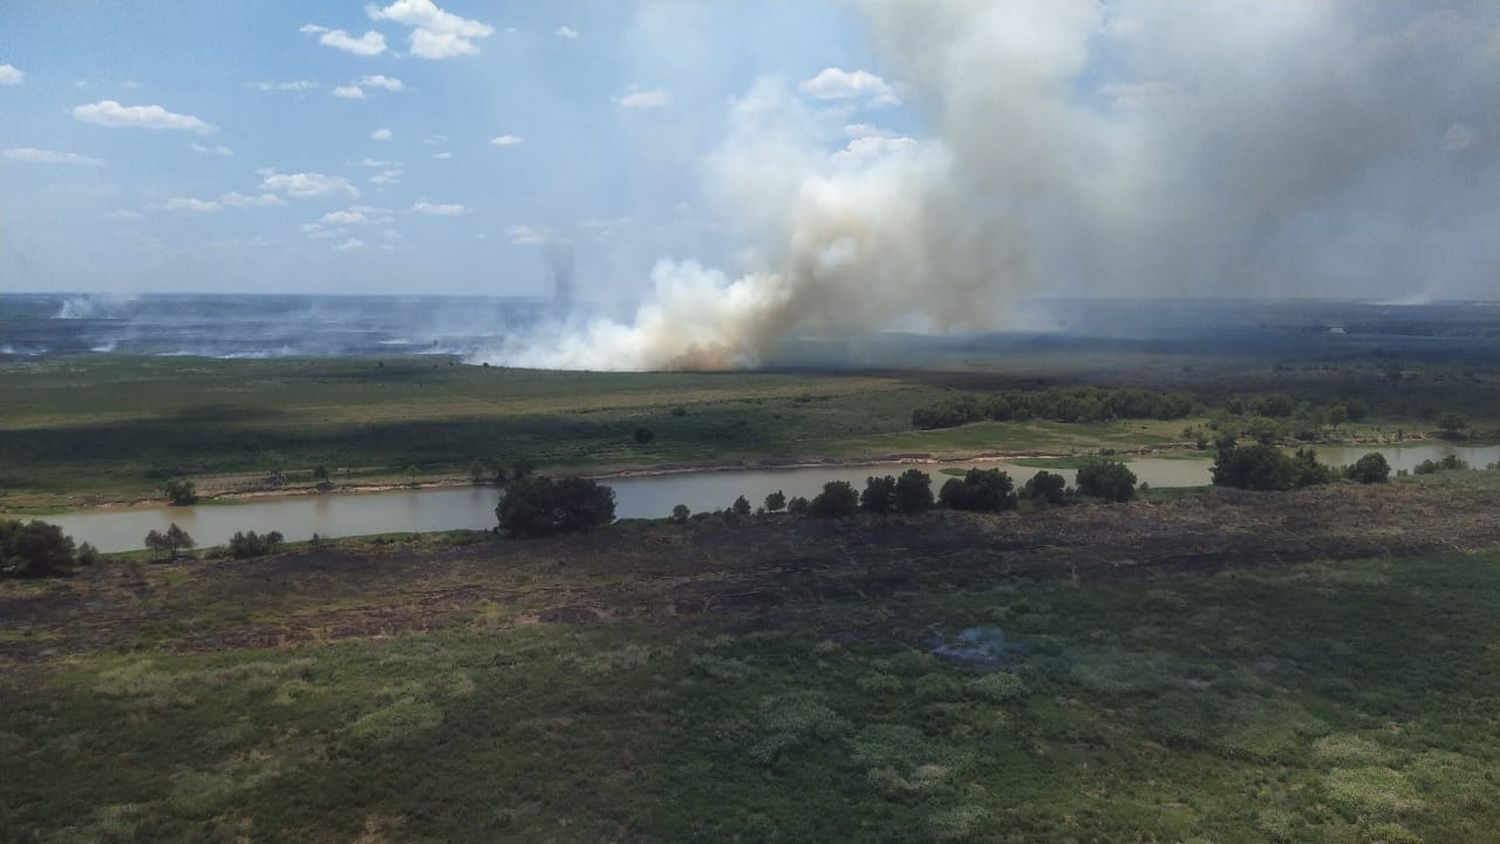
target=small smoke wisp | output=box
[478,0,1500,371]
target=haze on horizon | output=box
[2,1,1497,368]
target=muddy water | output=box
[41,444,1499,552]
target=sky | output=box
[0,0,893,299]
[1,1,1496,314]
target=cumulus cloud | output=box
[370,127,393,141]
[613,86,671,108]
[104,210,145,223]
[505,224,559,245]
[798,67,900,107]
[1442,122,1479,152]
[320,205,393,225]
[432,151,453,159]
[162,191,285,213]
[0,64,24,86]
[489,134,524,146]
[163,197,222,214]
[334,238,367,251]
[411,198,466,215]
[191,143,234,156]
[301,24,387,56]
[261,171,359,199]
[360,74,404,92]
[555,26,579,39]
[219,191,284,208]
[72,100,215,133]
[332,85,367,100]
[422,134,448,145]
[369,168,404,185]
[2,147,105,166]
[367,0,493,59]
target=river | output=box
[41,443,1500,552]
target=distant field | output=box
[4,473,1499,841]
[0,351,1494,510]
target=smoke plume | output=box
[483,0,1500,371]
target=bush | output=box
[1211,443,1335,491]
[810,481,860,518]
[1020,470,1069,505]
[496,475,616,538]
[786,496,811,515]
[671,504,691,523]
[764,490,787,513]
[162,478,198,506]
[1437,413,1468,438]
[1344,452,1391,484]
[1414,455,1470,475]
[145,523,195,561]
[860,475,897,514]
[1074,460,1137,502]
[76,542,102,566]
[227,530,286,559]
[894,469,934,513]
[0,520,78,578]
[633,427,655,445]
[732,495,752,516]
[938,469,1017,512]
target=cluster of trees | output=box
[912,387,1196,430]
[1414,455,1470,475]
[496,475,616,538]
[144,524,195,560]
[228,529,285,559]
[1211,443,1394,490]
[0,520,95,578]
[162,479,197,506]
[469,456,536,485]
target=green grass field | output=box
[4,473,1500,841]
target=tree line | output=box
[912,387,1196,430]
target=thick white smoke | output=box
[483,0,1500,371]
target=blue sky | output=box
[0,0,896,298]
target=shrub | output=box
[1414,455,1470,475]
[76,542,102,566]
[497,475,616,537]
[809,481,859,518]
[1344,452,1391,484]
[228,529,286,559]
[162,479,198,506]
[764,490,787,513]
[1020,470,1069,505]
[938,469,1017,512]
[894,469,934,513]
[860,475,897,514]
[633,427,655,445]
[732,495,752,516]
[1074,459,1137,502]
[671,504,691,523]
[1212,443,1335,491]
[1437,413,1468,438]
[786,496,811,515]
[0,519,78,578]
[145,523,195,561]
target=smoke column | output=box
[482,0,1500,371]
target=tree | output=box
[633,427,655,445]
[163,523,195,559]
[265,530,284,551]
[1438,413,1469,438]
[1344,452,1391,484]
[938,469,1017,512]
[671,504,691,523]
[732,495,752,516]
[404,465,420,486]
[469,461,489,483]
[786,496,810,515]
[313,465,331,483]
[809,481,859,518]
[76,542,101,566]
[1074,460,1137,502]
[1020,470,1069,505]
[512,457,535,481]
[145,529,167,561]
[497,475,616,538]
[893,469,934,514]
[162,479,197,506]
[1212,443,1334,491]
[860,475,897,514]
[0,519,77,578]
[764,490,787,513]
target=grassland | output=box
[4,472,1500,842]
[4,351,1493,511]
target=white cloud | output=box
[422,134,448,145]
[332,85,368,100]
[2,147,105,166]
[360,74,404,92]
[191,143,234,156]
[505,224,558,245]
[104,210,145,223]
[0,64,24,86]
[250,80,316,93]
[382,228,402,241]
[369,168,403,185]
[301,223,338,240]
[432,151,453,159]
[411,198,466,215]
[334,238,367,252]
[832,134,917,163]
[320,205,393,225]
[612,87,671,109]
[1442,122,1478,153]
[798,68,900,106]
[368,0,494,59]
[301,25,387,56]
[355,158,397,167]
[164,197,222,214]
[370,128,393,141]
[554,26,579,39]
[72,100,216,133]
[489,134,524,146]
[261,171,359,199]
[219,191,284,208]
